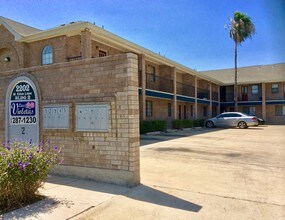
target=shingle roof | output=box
[0,16,41,36]
[200,63,285,85]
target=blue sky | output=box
[0,0,284,71]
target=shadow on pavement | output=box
[43,177,202,213]
[3,197,65,219]
[127,184,202,212]
[154,147,242,158]
[140,128,222,146]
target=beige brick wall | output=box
[0,53,140,186]
[266,105,285,124]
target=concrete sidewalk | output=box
[3,176,130,220]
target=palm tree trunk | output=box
[234,42,238,111]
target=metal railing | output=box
[212,91,219,101]
[176,82,195,97]
[146,73,173,93]
[265,91,285,100]
[197,88,210,99]
[67,56,82,62]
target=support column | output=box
[172,67,177,120]
[218,85,221,114]
[262,83,266,120]
[138,54,146,120]
[194,76,198,119]
[209,82,212,117]
[81,28,92,59]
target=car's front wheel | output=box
[238,121,248,129]
[206,121,214,128]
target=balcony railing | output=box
[212,91,219,101]
[176,82,195,97]
[265,92,285,100]
[197,88,210,99]
[67,56,82,62]
[146,73,173,93]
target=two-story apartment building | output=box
[201,63,285,124]
[0,16,284,184]
[0,16,223,185]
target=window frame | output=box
[149,65,156,82]
[42,45,53,65]
[251,85,259,95]
[271,83,279,93]
[241,86,248,94]
[99,49,107,57]
[275,105,285,116]
[146,101,153,117]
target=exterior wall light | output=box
[4,57,10,62]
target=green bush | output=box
[172,119,193,129]
[193,119,205,127]
[140,120,167,134]
[0,140,63,214]
[172,119,182,129]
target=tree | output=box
[228,11,255,111]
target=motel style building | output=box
[0,16,284,185]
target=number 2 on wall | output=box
[21,127,25,135]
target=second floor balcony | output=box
[177,82,195,97]
[197,88,210,100]
[146,73,173,93]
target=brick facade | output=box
[0,21,140,186]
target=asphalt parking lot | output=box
[79,125,285,220]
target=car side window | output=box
[217,114,225,118]
[231,113,241,117]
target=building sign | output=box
[10,82,37,125]
[6,77,39,143]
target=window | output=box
[146,101,153,117]
[99,50,107,57]
[252,85,258,94]
[272,83,279,93]
[241,86,248,94]
[149,65,156,82]
[203,106,208,117]
[178,105,181,119]
[276,105,285,116]
[168,103,172,117]
[42,45,53,65]
[243,106,256,115]
[184,105,187,119]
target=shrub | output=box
[172,119,193,129]
[172,119,182,129]
[140,120,167,134]
[0,140,63,214]
[182,120,193,128]
[193,119,205,127]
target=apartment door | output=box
[241,86,248,101]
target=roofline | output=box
[16,21,221,84]
[0,16,22,40]
[201,62,285,72]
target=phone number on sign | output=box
[11,116,36,124]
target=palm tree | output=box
[229,11,255,111]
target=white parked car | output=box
[205,112,258,129]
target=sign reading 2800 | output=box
[10,81,37,125]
